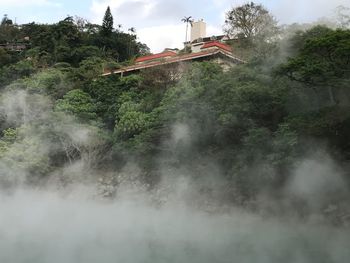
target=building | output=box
[103,20,244,77]
[190,20,206,42]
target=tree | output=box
[1,14,13,26]
[24,68,70,99]
[55,89,97,121]
[54,16,81,48]
[115,104,150,140]
[73,56,105,83]
[0,49,11,67]
[224,2,278,41]
[0,60,36,86]
[74,16,89,32]
[181,16,193,43]
[102,6,114,36]
[0,14,19,44]
[278,27,350,105]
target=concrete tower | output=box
[190,19,206,42]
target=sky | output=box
[1,0,349,52]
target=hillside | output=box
[0,5,350,223]
[1,2,350,262]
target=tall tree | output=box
[181,16,193,43]
[278,27,350,105]
[102,6,114,36]
[1,14,13,26]
[224,2,278,40]
[55,89,97,121]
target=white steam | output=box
[0,189,349,263]
[0,82,349,262]
[286,156,348,210]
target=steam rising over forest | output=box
[0,2,350,262]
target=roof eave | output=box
[105,49,245,76]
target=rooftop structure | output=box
[103,19,244,77]
[134,51,177,63]
[190,20,206,42]
[103,41,244,77]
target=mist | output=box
[1,6,350,261]
[0,74,350,261]
[0,187,349,263]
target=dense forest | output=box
[0,3,350,224]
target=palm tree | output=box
[127,27,136,57]
[128,27,136,34]
[181,16,193,43]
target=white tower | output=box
[190,19,206,42]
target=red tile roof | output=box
[135,51,177,63]
[102,48,245,76]
[201,41,232,52]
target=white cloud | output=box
[207,24,223,37]
[90,0,160,24]
[0,0,60,7]
[137,24,185,53]
[90,0,190,52]
[270,0,349,24]
[137,23,224,53]
[89,0,349,53]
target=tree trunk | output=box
[328,86,336,105]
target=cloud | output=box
[0,0,60,7]
[91,0,155,21]
[89,0,348,52]
[90,0,188,25]
[270,0,349,24]
[136,23,223,53]
[137,24,185,53]
[90,0,224,52]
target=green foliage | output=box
[1,15,13,26]
[224,2,278,41]
[0,15,19,44]
[2,14,148,72]
[25,68,71,98]
[102,6,114,36]
[224,2,280,63]
[0,49,12,67]
[73,45,102,63]
[72,56,105,84]
[55,89,97,121]
[0,128,18,157]
[278,27,350,104]
[270,124,298,166]
[115,104,150,139]
[0,60,36,87]
[1,13,350,207]
[2,128,17,143]
[3,136,51,176]
[85,75,126,129]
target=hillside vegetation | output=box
[0,4,350,221]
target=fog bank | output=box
[0,189,349,263]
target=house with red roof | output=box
[103,20,245,77]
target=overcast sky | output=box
[1,0,348,52]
